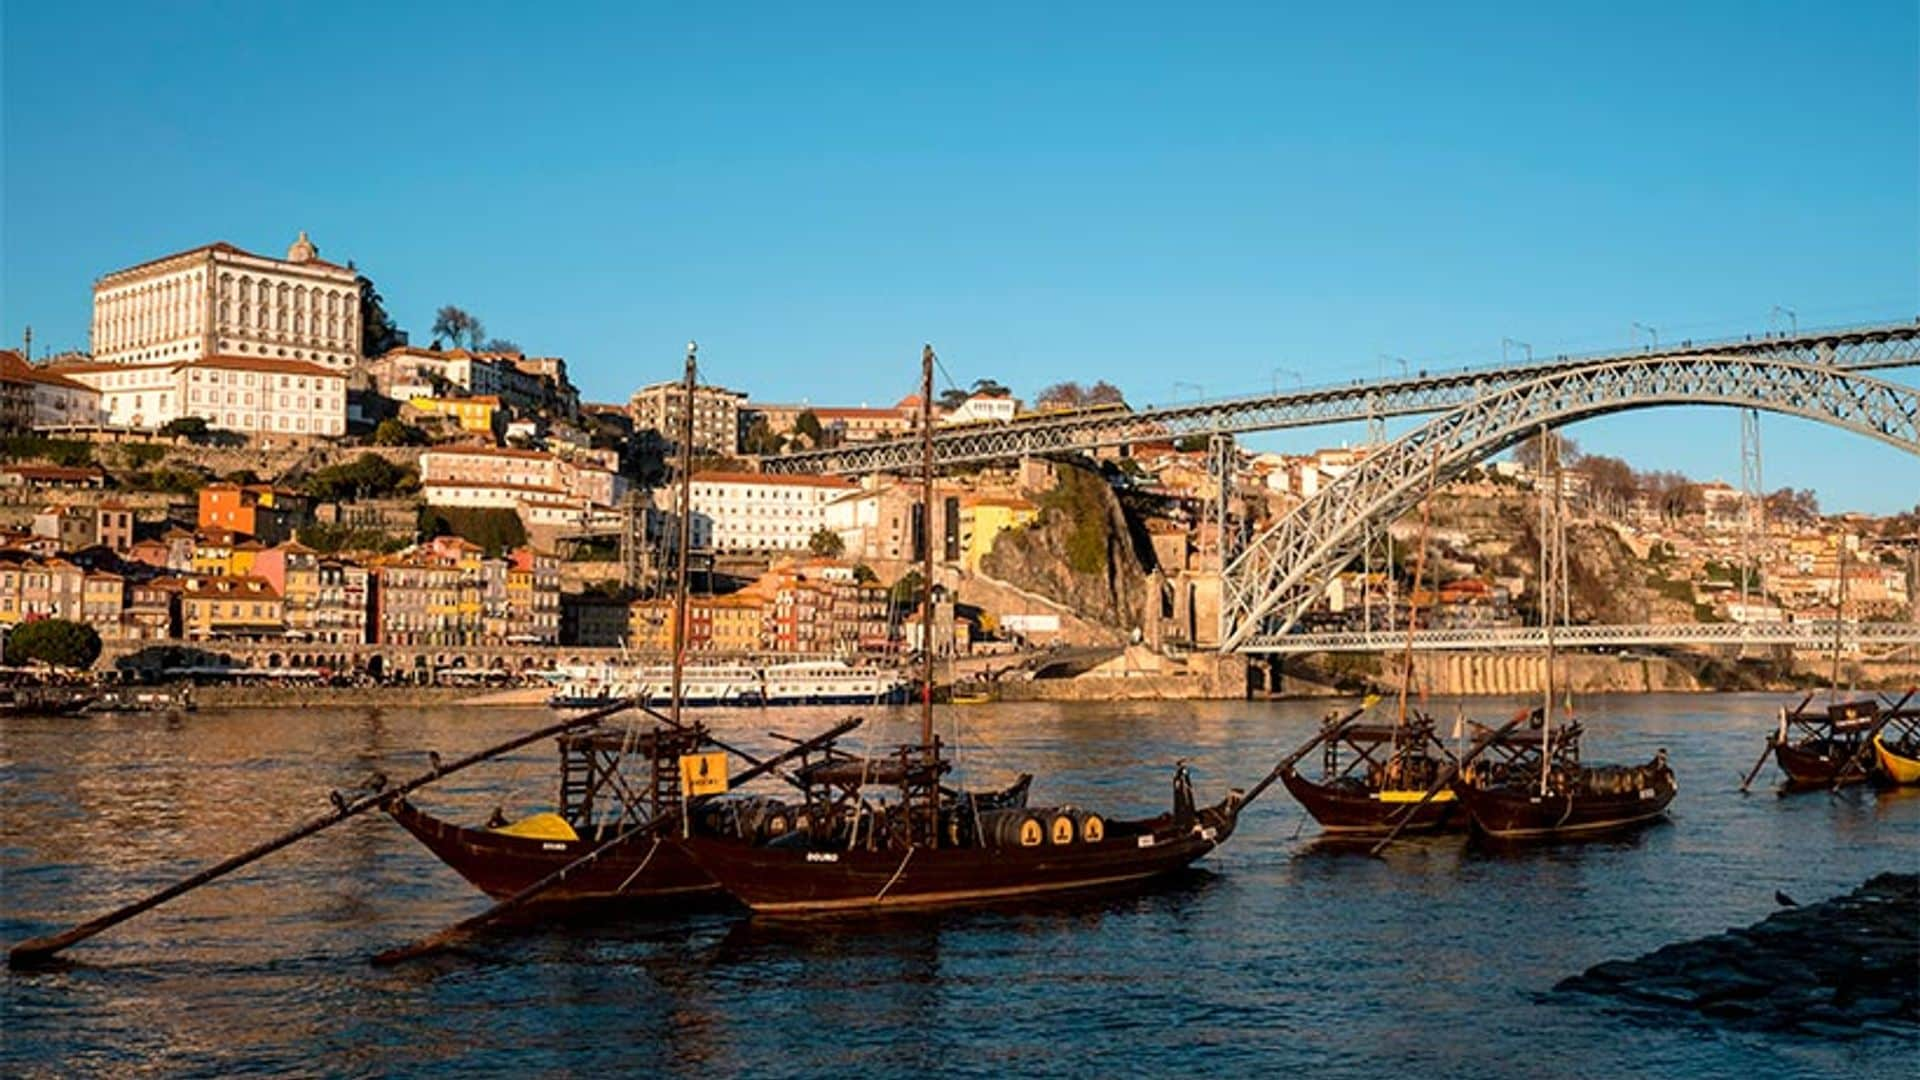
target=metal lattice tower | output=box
[1738,408,1765,610]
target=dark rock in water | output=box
[1556,873,1919,1039]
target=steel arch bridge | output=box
[1219,354,1920,652]
[763,321,1920,475]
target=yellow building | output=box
[180,576,285,640]
[409,395,502,436]
[958,495,1039,573]
[709,593,767,653]
[191,529,242,577]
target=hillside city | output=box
[2,231,1917,679]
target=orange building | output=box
[197,483,308,544]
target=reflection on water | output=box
[4,694,1916,1076]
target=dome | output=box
[287,230,318,263]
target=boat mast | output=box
[919,343,937,750]
[671,343,698,728]
[1538,426,1559,796]
[1830,540,1849,704]
[1394,443,1441,734]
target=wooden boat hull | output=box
[1873,735,1920,786]
[1458,769,1676,840]
[386,798,720,903]
[1773,739,1868,790]
[681,801,1239,915]
[1279,770,1462,834]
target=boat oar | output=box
[1369,711,1529,857]
[1737,733,1777,794]
[7,698,643,970]
[1239,697,1377,811]
[369,715,864,967]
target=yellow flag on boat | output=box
[679,751,728,796]
[1362,694,1381,711]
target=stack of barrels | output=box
[978,806,1105,848]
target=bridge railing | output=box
[1238,621,1920,655]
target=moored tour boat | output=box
[1280,709,1463,835]
[680,742,1240,914]
[1872,708,1920,786]
[1767,697,1884,790]
[1453,715,1676,840]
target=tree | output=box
[793,410,825,447]
[1512,430,1579,473]
[431,305,485,350]
[160,416,209,440]
[357,275,405,357]
[417,506,526,556]
[306,453,417,501]
[372,418,426,446]
[225,469,263,486]
[1574,454,1636,517]
[970,377,1007,395]
[1765,487,1820,524]
[481,338,521,355]
[808,528,846,558]
[889,569,927,611]
[852,563,878,584]
[1036,381,1086,409]
[937,387,970,410]
[1036,380,1124,410]
[741,415,786,455]
[7,619,102,669]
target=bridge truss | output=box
[1219,355,1920,652]
[763,321,1920,475]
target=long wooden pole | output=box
[370,715,865,966]
[1239,699,1375,810]
[919,344,936,749]
[7,698,640,968]
[918,344,938,849]
[671,344,698,729]
[1369,710,1529,856]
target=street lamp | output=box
[1771,305,1798,336]
[1271,368,1302,393]
[1631,322,1658,351]
[1172,381,1204,403]
[1501,337,1534,365]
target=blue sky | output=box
[4,2,1916,511]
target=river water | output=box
[2,695,1915,1078]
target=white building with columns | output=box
[91,232,363,370]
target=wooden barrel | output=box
[1079,811,1105,843]
[1049,812,1075,845]
[978,809,1046,848]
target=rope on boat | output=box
[614,835,664,895]
[874,845,916,903]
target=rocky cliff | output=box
[980,462,1155,632]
